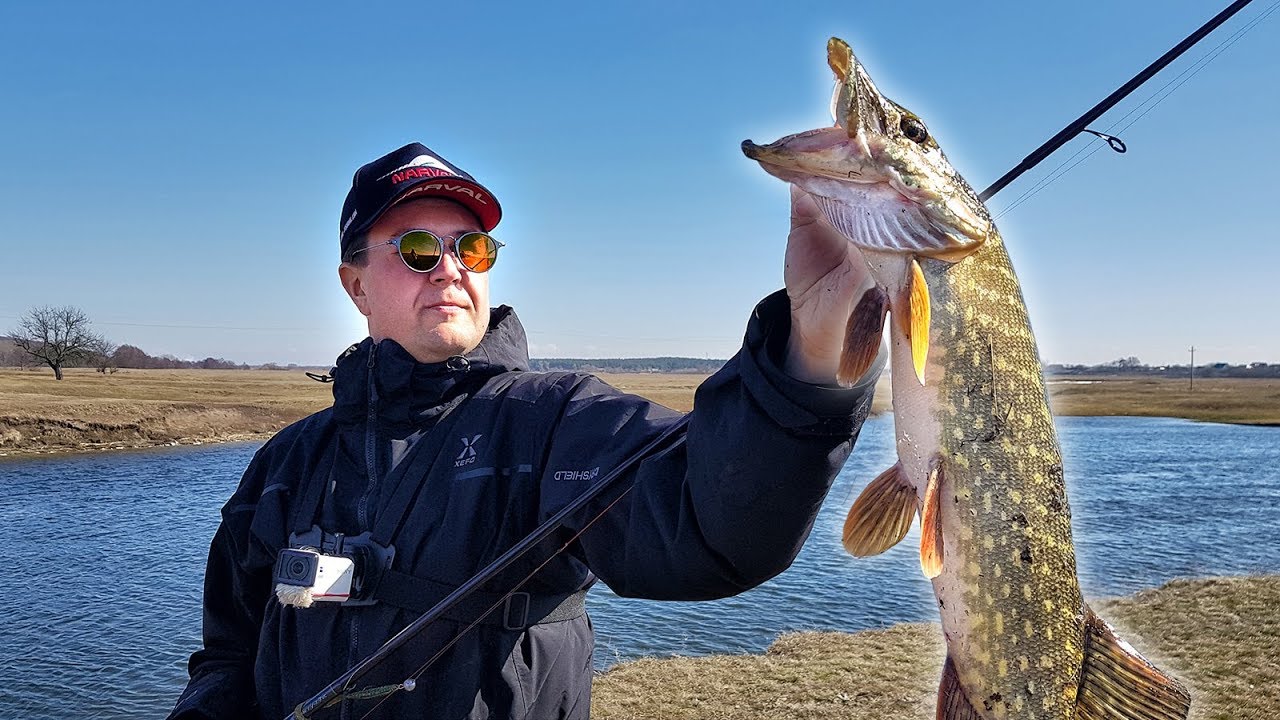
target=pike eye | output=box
[900,116,929,144]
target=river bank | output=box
[2,368,1277,457]
[591,574,1279,720]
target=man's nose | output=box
[429,246,464,284]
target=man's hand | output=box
[782,185,875,385]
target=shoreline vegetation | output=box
[1,368,1277,459]
[590,575,1280,719]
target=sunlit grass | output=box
[592,575,1280,720]
[1,369,1275,456]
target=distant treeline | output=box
[530,357,726,373]
[1046,357,1280,379]
[0,336,250,371]
[4,334,1276,377]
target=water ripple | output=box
[0,418,1277,719]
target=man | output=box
[169,142,882,719]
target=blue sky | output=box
[1,1,1276,366]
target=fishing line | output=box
[980,0,1258,202]
[993,0,1279,219]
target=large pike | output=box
[743,39,1191,720]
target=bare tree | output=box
[88,335,119,374]
[9,305,106,380]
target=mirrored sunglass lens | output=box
[398,232,442,272]
[457,233,499,272]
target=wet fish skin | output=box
[743,38,1190,720]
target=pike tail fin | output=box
[1075,606,1191,719]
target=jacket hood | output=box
[330,305,530,431]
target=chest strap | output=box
[374,569,587,630]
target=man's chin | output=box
[406,325,484,364]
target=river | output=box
[1,415,1277,718]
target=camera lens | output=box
[275,549,318,586]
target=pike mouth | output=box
[741,129,883,187]
[743,128,989,256]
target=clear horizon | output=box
[2,2,1276,367]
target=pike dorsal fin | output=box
[1075,607,1192,719]
[837,286,888,386]
[842,463,915,557]
[938,656,983,720]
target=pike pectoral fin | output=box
[842,463,915,557]
[908,258,931,386]
[937,656,982,720]
[919,462,944,578]
[1075,607,1192,719]
[836,286,888,386]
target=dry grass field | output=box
[1047,377,1280,425]
[1,368,1276,456]
[592,575,1280,720]
[0,367,332,455]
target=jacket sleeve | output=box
[167,450,277,719]
[545,290,884,600]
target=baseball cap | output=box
[339,142,503,259]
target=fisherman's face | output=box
[339,198,491,363]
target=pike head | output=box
[743,38,989,263]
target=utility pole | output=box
[1189,345,1195,391]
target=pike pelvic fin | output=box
[842,463,915,557]
[1074,606,1192,720]
[919,461,944,578]
[937,656,983,720]
[908,257,931,385]
[837,286,888,386]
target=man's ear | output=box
[339,263,372,317]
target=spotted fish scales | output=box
[744,38,1191,720]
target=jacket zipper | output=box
[358,343,379,531]
[348,343,379,720]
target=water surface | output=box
[1,416,1276,719]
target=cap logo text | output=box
[389,166,452,184]
[405,182,488,205]
[378,154,454,181]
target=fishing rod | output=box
[289,416,690,719]
[979,0,1255,201]
[289,2,1261,716]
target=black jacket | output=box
[169,291,881,720]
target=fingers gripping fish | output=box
[743,38,1190,720]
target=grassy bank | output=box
[591,575,1280,720]
[1047,377,1280,425]
[0,367,329,455]
[1,369,1276,456]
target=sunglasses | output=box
[348,230,505,273]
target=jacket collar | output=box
[331,305,529,430]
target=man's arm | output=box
[536,184,881,600]
[544,289,883,601]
